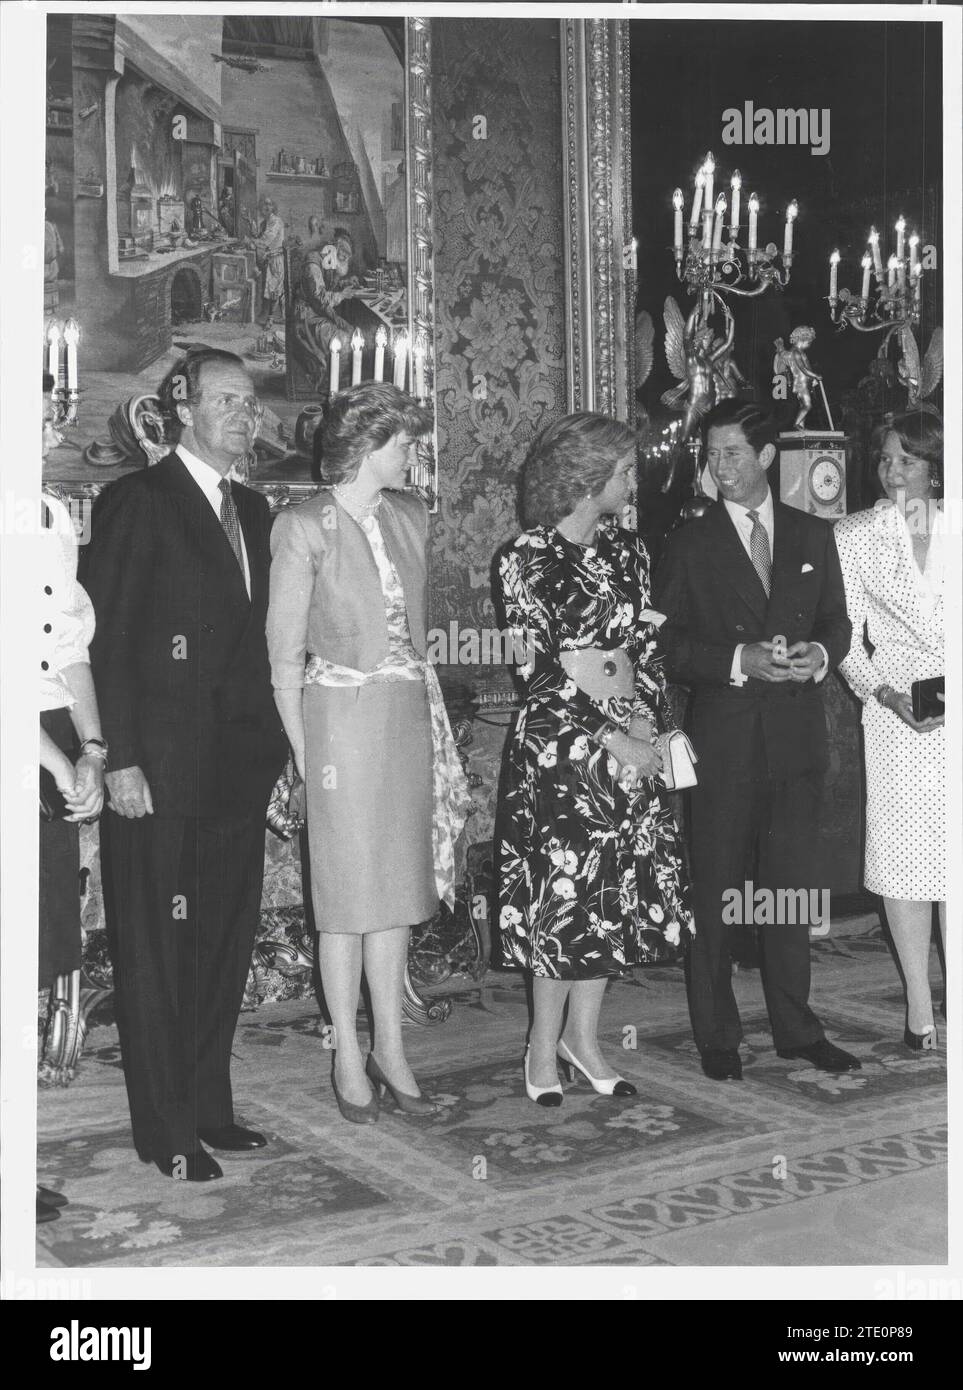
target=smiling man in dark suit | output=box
[83,348,287,1179]
[654,400,859,1081]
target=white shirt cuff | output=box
[813,642,830,684]
[729,643,747,687]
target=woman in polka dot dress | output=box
[834,411,945,1051]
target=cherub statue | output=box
[662,297,736,440]
[773,325,827,430]
[710,328,747,402]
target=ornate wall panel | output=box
[429,18,568,631]
[561,19,633,421]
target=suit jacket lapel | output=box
[887,501,929,632]
[231,482,260,607]
[767,502,799,619]
[157,454,250,605]
[378,494,426,646]
[707,501,769,625]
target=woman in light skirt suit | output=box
[834,410,946,1051]
[267,384,470,1122]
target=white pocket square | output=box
[801,563,814,574]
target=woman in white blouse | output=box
[834,411,945,1051]
[38,479,106,1224]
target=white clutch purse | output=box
[655,730,699,790]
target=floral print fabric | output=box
[496,523,694,979]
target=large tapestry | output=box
[430,19,567,632]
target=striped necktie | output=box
[747,508,772,597]
[218,478,245,576]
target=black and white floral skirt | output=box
[496,694,694,980]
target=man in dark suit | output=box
[83,349,287,1179]
[654,400,859,1081]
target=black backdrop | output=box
[630,18,942,420]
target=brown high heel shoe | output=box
[366,1055,438,1115]
[331,1060,379,1124]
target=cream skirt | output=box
[303,679,436,933]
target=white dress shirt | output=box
[40,492,96,711]
[177,444,251,598]
[723,489,828,687]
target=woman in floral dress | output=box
[496,413,694,1105]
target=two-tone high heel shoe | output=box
[557,1038,637,1097]
[903,1023,939,1053]
[523,1046,562,1107]
[331,1063,379,1124]
[366,1055,438,1115]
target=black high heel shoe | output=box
[903,1023,938,1053]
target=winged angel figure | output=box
[895,324,943,408]
[661,297,743,440]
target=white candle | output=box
[393,331,408,390]
[829,249,840,301]
[63,318,80,390]
[887,255,898,289]
[413,337,426,400]
[908,233,920,274]
[351,329,364,386]
[673,189,684,253]
[702,209,713,252]
[895,215,905,262]
[748,193,759,251]
[329,336,341,397]
[712,195,726,250]
[690,169,705,232]
[913,264,923,303]
[729,170,741,235]
[860,253,872,301]
[868,228,883,279]
[783,200,798,257]
[374,326,387,382]
[47,321,61,380]
[703,152,715,212]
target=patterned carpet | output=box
[36,921,947,1267]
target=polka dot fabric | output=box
[834,503,945,901]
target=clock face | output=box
[809,455,844,503]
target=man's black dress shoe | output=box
[36,1192,61,1224]
[196,1124,267,1152]
[776,1039,861,1072]
[154,1150,223,1182]
[37,1185,68,1208]
[701,1048,743,1080]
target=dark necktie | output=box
[747,508,772,597]
[218,478,246,578]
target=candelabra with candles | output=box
[326,325,430,404]
[827,215,922,334]
[45,318,82,425]
[325,323,435,502]
[673,152,798,314]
